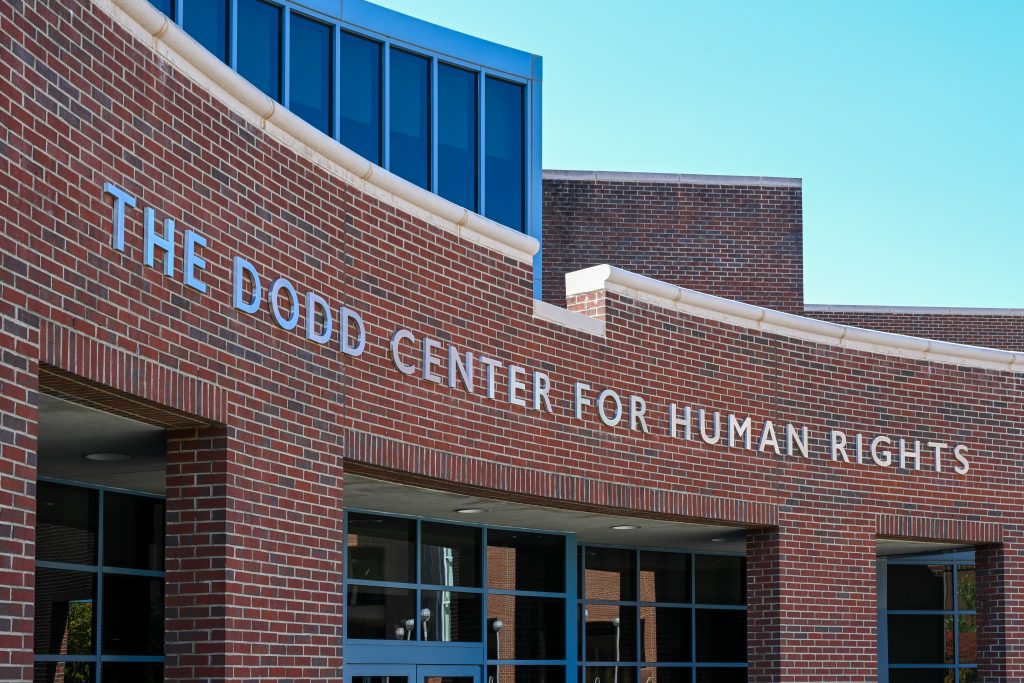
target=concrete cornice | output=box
[532,300,605,336]
[101,0,539,264]
[567,265,1024,373]
[806,304,1024,317]
[543,169,802,188]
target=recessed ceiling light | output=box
[611,524,640,530]
[455,508,488,514]
[83,452,131,462]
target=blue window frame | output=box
[438,63,478,211]
[181,0,228,62]
[340,31,383,165]
[237,0,282,101]
[389,48,431,189]
[289,14,334,134]
[879,551,977,682]
[578,546,748,683]
[483,77,524,232]
[34,479,166,683]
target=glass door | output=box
[347,664,480,683]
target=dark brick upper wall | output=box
[807,309,1024,352]
[541,173,804,313]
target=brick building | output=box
[1,1,1022,683]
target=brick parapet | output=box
[542,174,803,313]
[807,308,1024,352]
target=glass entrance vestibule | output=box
[343,511,749,683]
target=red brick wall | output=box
[541,173,804,313]
[2,2,1023,681]
[807,308,1024,351]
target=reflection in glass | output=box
[888,614,951,664]
[352,677,410,683]
[102,574,164,655]
[237,0,281,101]
[488,594,565,660]
[958,615,977,664]
[102,662,164,682]
[424,677,474,683]
[639,668,690,683]
[34,568,95,655]
[182,0,228,61]
[489,665,565,683]
[640,552,690,604]
[582,667,635,683]
[958,566,976,610]
[339,31,382,164]
[290,14,332,134]
[347,512,415,583]
[104,492,165,570]
[640,606,691,662]
[438,63,477,210]
[487,530,564,593]
[484,77,524,231]
[585,548,636,601]
[695,609,746,663]
[887,670,954,683]
[585,604,637,662]
[346,585,415,640]
[32,661,94,683]
[421,521,481,587]
[694,556,745,605]
[695,669,747,683]
[389,48,431,189]
[421,590,482,642]
[37,482,97,565]
[959,669,978,683]
[149,0,173,18]
[888,565,953,610]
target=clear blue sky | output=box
[375,0,1023,307]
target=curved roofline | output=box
[806,304,1024,317]
[566,265,1024,373]
[104,0,540,264]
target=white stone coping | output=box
[567,265,1024,373]
[543,169,802,188]
[100,0,539,264]
[806,304,1024,317]
[532,300,605,336]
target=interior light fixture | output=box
[83,452,131,462]
[455,508,488,514]
[610,524,640,530]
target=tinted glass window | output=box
[584,604,637,662]
[585,547,636,601]
[583,668,635,683]
[347,512,416,583]
[237,0,281,101]
[102,575,164,655]
[339,31,382,164]
[888,670,956,683]
[641,606,692,662]
[389,48,431,189]
[695,669,747,683]
[421,590,483,642]
[102,662,164,683]
[487,594,565,659]
[888,614,952,664]
[104,492,165,571]
[33,661,94,683]
[640,668,691,683]
[640,551,690,604]
[488,666,565,683]
[421,521,481,587]
[695,609,746,663]
[34,568,95,655]
[346,585,415,640]
[484,77,524,231]
[695,555,745,605]
[487,529,564,592]
[290,14,333,134]
[182,0,228,62]
[438,63,477,210]
[888,565,953,610]
[37,482,97,565]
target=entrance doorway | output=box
[346,664,481,683]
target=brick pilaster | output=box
[747,513,877,681]
[976,530,1024,682]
